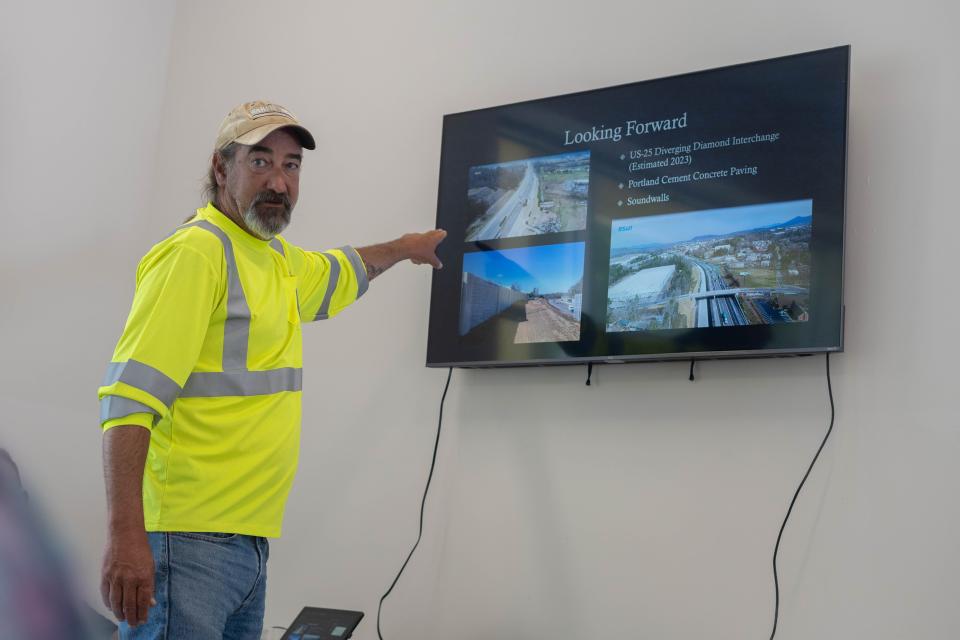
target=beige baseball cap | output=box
[215,100,316,150]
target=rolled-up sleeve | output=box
[101,412,154,432]
[98,243,221,429]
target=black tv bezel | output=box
[426,45,849,369]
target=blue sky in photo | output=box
[611,199,812,249]
[463,242,585,294]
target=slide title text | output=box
[563,112,688,146]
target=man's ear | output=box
[212,151,228,187]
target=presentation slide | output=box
[428,47,847,367]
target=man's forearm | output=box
[355,229,446,281]
[102,425,151,533]
[355,240,406,281]
[101,424,156,627]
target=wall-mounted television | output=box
[427,46,848,368]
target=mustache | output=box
[252,191,292,210]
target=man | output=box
[98,101,445,639]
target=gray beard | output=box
[241,196,292,240]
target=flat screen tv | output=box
[427,46,848,368]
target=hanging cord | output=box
[688,358,696,381]
[585,362,594,386]
[377,367,453,640]
[769,352,835,639]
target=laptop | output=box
[279,607,365,640]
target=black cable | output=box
[585,362,593,386]
[769,352,835,639]
[688,358,696,381]
[377,366,453,640]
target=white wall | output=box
[0,0,177,611]
[5,0,959,638]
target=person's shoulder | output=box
[143,219,226,261]
[137,222,225,278]
[166,220,227,254]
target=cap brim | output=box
[232,123,316,150]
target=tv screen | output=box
[427,46,848,368]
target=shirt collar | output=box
[198,202,273,249]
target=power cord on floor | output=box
[769,352,835,639]
[377,367,453,640]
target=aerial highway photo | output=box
[459,242,585,344]
[606,200,813,332]
[465,151,590,242]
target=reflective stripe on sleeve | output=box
[314,252,342,321]
[99,395,160,423]
[180,367,302,398]
[339,245,369,299]
[101,359,181,408]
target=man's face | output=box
[218,128,303,239]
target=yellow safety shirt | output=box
[97,203,368,537]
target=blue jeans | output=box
[120,532,269,640]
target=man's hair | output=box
[202,142,239,208]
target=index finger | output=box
[429,231,445,268]
[100,575,111,611]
